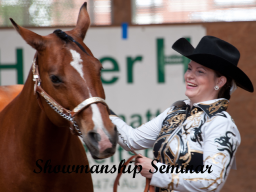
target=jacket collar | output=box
[183,98,229,118]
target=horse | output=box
[0,2,117,191]
[0,85,23,111]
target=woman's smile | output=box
[186,81,198,89]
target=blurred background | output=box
[0,0,256,192]
[1,0,256,26]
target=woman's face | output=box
[184,61,220,104]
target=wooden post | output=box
[111,0,132,25]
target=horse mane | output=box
[53,29,88,54]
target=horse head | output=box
[10,2,117,159]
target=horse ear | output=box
[10,18,45,51]
[72,2,90,40]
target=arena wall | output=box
[203,21,256,192]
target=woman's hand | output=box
[135,155,155,179]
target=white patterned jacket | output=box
[110,98,240,192]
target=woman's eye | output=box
[198,70,204,74]
[50,75,62,84]
[187,67,191,71]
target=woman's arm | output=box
[110,108,170,151]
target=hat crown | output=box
[194,36,240,66]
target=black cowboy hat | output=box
[172,36,254,92]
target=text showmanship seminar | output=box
[34,159,213,178]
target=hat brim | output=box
[172,38,254,93]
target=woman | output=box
[109,36,254,192]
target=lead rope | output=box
[114,134,154,192]
[113,154,154,192]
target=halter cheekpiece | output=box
[32,55,109,136]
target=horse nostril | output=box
[88,131,101,142]
[104,147,115,154]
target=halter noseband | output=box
[32,55,109,136]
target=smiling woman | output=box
[109,36,254,192]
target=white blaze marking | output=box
[91,103,104,129]
[91,103,113,152]
[88,93,104,130]
[70,49,85,81]
[70,49,112,151]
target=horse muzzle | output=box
[83,126,118,159]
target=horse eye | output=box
[50,75,62,84]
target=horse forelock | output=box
[53,29,88,55]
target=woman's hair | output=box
[215,71,232,100]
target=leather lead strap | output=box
[113,155,155,192]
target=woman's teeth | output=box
[187,82,197,87]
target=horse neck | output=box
[9,69,73,160]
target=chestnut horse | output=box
[0,2,117,192]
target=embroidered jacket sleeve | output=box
[150,114,241,192]
[109,108,170,150]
